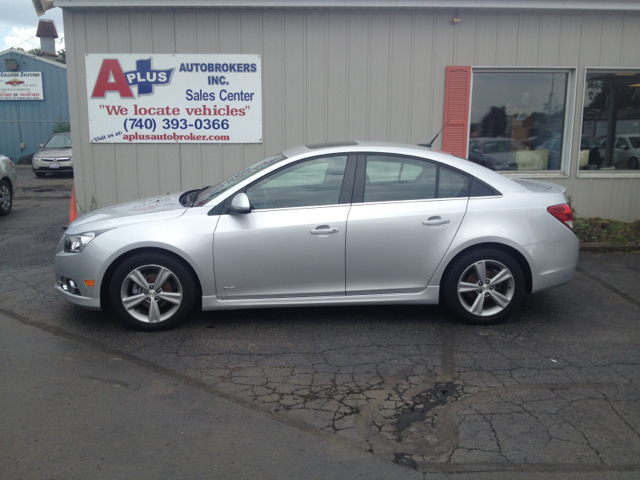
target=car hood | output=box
[36,148,72,158]
[68,193,187,233]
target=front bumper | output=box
[55,249,104,310]
[54,282,101,310]
[32,157,73,172]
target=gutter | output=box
[54,0,640,11]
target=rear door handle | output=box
[311,225,339,235]
[422,217,450,226]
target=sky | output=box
[0,0,65,52]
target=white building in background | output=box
[57,0,640,221]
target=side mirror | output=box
[228,193,251,214]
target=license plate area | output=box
[50,163,60,169]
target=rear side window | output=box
[364,156,437,202]
[362,155,472,202]
[438,166,469,198]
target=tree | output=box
[481,106,508,137]
[27,47,66,64]
[52,116,70,134]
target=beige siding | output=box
[65,7,640,221]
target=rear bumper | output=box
[526,232,580,293]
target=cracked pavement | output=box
[1,167,639,477]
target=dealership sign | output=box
[85,54,262,143]
[0,72,43,100]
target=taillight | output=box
[547,203,573,230]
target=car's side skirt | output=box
[201,286,440,310]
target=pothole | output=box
[395,381,459,435]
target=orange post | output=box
[69,183,78,224]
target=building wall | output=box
[0,50,69,162]
[64,7,640,220]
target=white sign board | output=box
[0,72,44,100]
[85,54,262,143]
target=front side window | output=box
[468,71,569,172]
[581,70,640,171]
[246,156,348,209]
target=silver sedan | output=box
[55,142,579,330]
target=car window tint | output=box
[629,136,640,149]
[615,137,627,149]
[469,179,498,197]
[438,166,470,198]
[364,155,436,202]
[246,156,347,209]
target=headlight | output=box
[64,230,110,253]
[64,232,95,253]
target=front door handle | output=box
[311,225,339,235]
[422,217,450,226]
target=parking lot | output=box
[1,166,639,479]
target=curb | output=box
[580,243,640,252]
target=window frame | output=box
[222,153,357,213]
[350,152,498,205]
[468,67,577,178]
[577,67,640,179]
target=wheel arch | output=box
[438,242,533,300]
[1,176,13,192]
[100,246,203,311]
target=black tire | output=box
[442,248,525,325]
[34,170,46,178]
[109,252,197,331]
[628,157,639,170]
[0,179,12,216]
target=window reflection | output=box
[581,71,640,171]
[468,72,568,171]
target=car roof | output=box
[281,141,528,193]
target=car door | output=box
[345,154,468,295]
[213,154,355,299]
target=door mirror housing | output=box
[228,193,251,214]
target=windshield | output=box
[628,136,640,149]
[44,134,71,149]
[194,154,286,206]
[581,136,599,149]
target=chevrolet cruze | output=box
[55,142,579,331]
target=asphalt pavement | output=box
[1,166,639,479]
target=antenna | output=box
[418,118,451,148]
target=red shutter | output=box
[441,66,471,158]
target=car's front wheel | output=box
[0,179,12,216]
[109,252,197,331]
[33,170,46,178]
[442,248,525,325]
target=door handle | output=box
[311,225,339,234]
[422,217,450,226]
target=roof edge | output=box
[54,0,640,11]
[0,48,67,69]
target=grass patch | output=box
[574,217,640,244]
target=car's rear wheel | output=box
[109,253,197,331]
[0,179,12,216]
[443,248,524,325]
[628,157,639,170]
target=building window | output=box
[581,70,640,171]
[468,71,570,172]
